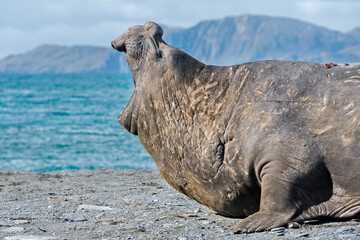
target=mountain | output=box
[164,15,359,65]
[0,45,129,74]
[0,15,359,74]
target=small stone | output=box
[218,233,232,237]
[202,220,210,224]
[194,208,202,213]
[0,221,12,227]
[303,220,318,224]
[1,226,25,232]
[178,237,187,240]
[288,222,300,229]
[339,234,357,240]
[70,217,87,222]
[271,227,286,232]
[336,226,355,234]
[102,219,122,225]
[95,213,105,218]
[162,223,173,228]
[122,198,132,204]
[78,204,114,211]
[294,232,309,238]
[5,236,58,240]
[14,220,30,225]
[276,232,285,236]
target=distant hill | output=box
[165,15,360,65]
[0,15,359,73]
[0,45,129,74]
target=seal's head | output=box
[111,22,164,135]
[111,21,164,73]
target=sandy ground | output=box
[0,169,359,240]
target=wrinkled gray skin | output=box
[112,22,360,233]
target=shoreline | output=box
[1,169,359,239]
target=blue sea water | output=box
[0,73,156,172]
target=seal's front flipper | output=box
[231,212,290,233]
[231,167,300,233]
[230,152,335,233]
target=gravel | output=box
[0,169,359,240]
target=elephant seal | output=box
[111,21,360,233]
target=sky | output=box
[1,0,360,59]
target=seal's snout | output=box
[111,37,126,52]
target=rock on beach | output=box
[0,169,359,239]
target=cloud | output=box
[0,0,359,59]
[297,1,323,15]
[295,0,360,31]
[0,21,131,57]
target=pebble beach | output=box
[0,169,359,240]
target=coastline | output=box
[0,169,359,239]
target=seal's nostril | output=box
[111,41,115,49]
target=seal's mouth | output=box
[118,92,138,135]
[112,36,139,135]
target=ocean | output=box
[0,73,156,172]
